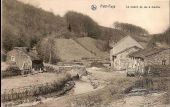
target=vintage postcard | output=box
[1,0,170,107]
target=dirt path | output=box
[86,67,126,81]
[73,79,104,95]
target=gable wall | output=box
[6,50,32,70]
[111,47,140,70]
[145,49,170,65]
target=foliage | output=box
[37,37,60,64]
[2,0,67,51]
[114,22,149,36]
[1,63,21,78]
[64,11,102,39]
[147,27,170,48]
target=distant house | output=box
[6,47,44,72]
[110,36,144,70]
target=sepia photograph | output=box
[1,0,170,107]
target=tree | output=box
[37,37,59,64]
[64,11,101,39]
[147,27,170,48]
[113,22,149,36]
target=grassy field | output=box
[49,37,109,61]
[76,37,109,58]
[1,73,71,93]
[54,38,96,61]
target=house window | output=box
[11,56,15,61]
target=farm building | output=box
[110,36,144,70]
[6,47,44,72]
[129,47,170,66]
[128,47,170,75]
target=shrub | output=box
[1,64,21,78]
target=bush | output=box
[144,65,170,77]
[90,61,104,67]
[1,64,21,78]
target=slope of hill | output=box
[75,37,109,58]
[147,27,170,48]
[2,0,156,63]
[54,38,96,61]
[37,37,110,62]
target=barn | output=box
[6,47,44,73]
[110,36,144,70]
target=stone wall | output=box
[44,63,87,77]
[111,47,140,70]
[145,49,170,66]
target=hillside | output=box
[75,37,109,58]
[2,0,157,63]
[100,26,126,43]
[2,0,67,51]
[147,27,170,48]
[54,38,96,61]
[38,38,95,63]
[37,37,110,62]
[2,0,113,53]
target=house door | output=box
[112,56,116,62]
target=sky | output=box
[18,0,169,34]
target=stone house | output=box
[128,47,170,75]
[6,47,44,73]
[129,47,170,66]
[110,36,144,70]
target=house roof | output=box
[14,47,29,53]
[13,47,41,61]
[110,36,144,55]
[114,46,142,56]
[129,47,170,58]
[27,51,40,60]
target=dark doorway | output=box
[162,59,166,65]
[32,60,44,71]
